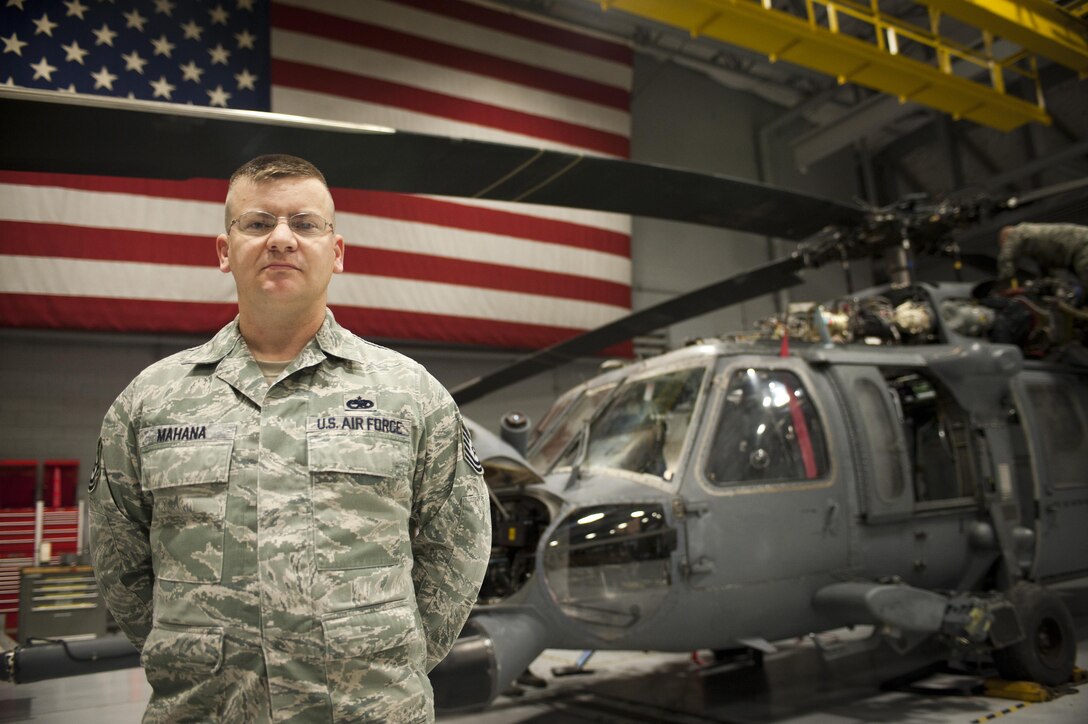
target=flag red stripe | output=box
[0,293,630,354]
[333,188,629,257]
[0,170,227,203]
[0,172,630,258]
[272,59,630,157]
[390,0,633,65]
[1,223,217,266]
[272,4,630,111]
[0,294,236,336]
[352,248,630,306]
[2,223,628,305]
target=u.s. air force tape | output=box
[461,424,484,475]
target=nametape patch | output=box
[139,422,237,448]
[309,414,411,438]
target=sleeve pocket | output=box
[141,624,224,693]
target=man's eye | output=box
[242,220,273,233]
[292,216,320,232]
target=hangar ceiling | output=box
[489,0,1088,213]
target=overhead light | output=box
[886,28,899,56]
[578,512,605,525]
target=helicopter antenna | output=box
[840,245,855,294]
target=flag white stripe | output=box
[272,29,630,135]
[275,0,632,89]
[0,184,224,237]
[0,184,629,283]
[0,256,237,302]
[337,213,631,284]
[270,86,619,157]
[330,274,626,327]
[0,256,627,328]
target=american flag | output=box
[0,0,632,351]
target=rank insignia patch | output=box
[461,424,484,475]
[88,438,102,493]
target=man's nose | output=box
[266,218,297,251]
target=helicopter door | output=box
[829,365,914,522]
[1013,370,1088,581]
[685,362,846,589]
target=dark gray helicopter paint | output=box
[434,281,1087,709]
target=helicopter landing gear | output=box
[993,582,1077,687]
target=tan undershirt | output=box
[254,358,292,386]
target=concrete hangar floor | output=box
[1,580,1086,723]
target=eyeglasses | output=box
[228,211,333,238]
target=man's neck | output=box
[238,305,326,362]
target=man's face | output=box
[216,176,344,311]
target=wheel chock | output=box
[983,677,1053,702]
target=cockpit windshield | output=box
[528,383,617,472]
[551,366,706,481]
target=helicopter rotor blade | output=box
[451,254,808,405]
[0,88,864,240]
[1002,176,1088,209]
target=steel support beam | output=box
[919,0,1088,73]
[597,0,1050,130]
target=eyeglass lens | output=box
[233,211,330,237]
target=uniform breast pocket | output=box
[139,429,234,584]
[308,430,413,571]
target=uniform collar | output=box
[178,309,366,366]
[313,309,367,365]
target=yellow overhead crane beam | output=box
[592,0,1088,131]
[919,0,1088,73]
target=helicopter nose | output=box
[541,503,677,632]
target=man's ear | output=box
[333,235,345,274]
[216,234,231,273]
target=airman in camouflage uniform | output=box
[89,154,490,723]
[997,222,1088,289]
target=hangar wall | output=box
[0,47,863,506]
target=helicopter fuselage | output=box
[436,281,1088,709]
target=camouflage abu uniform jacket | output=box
[997,222,1088,284]
[89,311,490,723]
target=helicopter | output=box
[430,208,1088,710]
[1,88,1086,708]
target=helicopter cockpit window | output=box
[557,367,706,480]
[887,371,976,504]
[1023,376,1088,488]
[543,504,677,635]
[528,384,617,472]
[705,368,829,486]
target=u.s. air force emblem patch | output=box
[461,423,484,475]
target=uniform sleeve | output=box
[88,387,156,651]
[997,225,1026,280]
[409,381,491,672]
